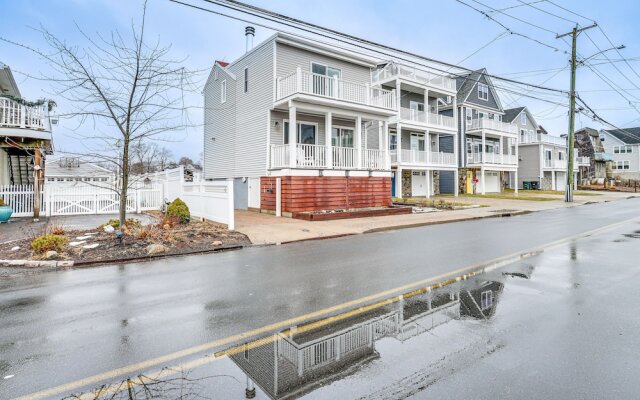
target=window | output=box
[520,112,527,125]
[478,112,485,119]
[466,108,473,126]
[332,127,354,147]
[612,161,630,170]
[478,83,489,101]
[283,121,317,145]
[480,290,493,310]
[389,133,397,150]
[220,80,227,103]
[409,101,425,112]
[311,62,341,79]
[558,151,565,160]
[311,62,341,97]
[244,67,249,93]
[614,145,633,154]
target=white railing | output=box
[399,108,455,130]
[520,132,566,146]
[467,152,517,165]
[576,156,590,166]
[400,149,427,164]
[390,150,398,164]
[430,151,457,166]
[468,118,517,134]
[371,63,456,92]
[332,146,357,169]
[270,144,289,169]
[276,69,396,111]
[363,149,386,170]
[0,97,50,131]
[296,143,326,168]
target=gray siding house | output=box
[441,69,519,194]
[600,127,640,180]
[203,30,397,213]
[506,107,586,190]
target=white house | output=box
[599,128,640,180]
[45,157,115,187]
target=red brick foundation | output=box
[260,176,392,213]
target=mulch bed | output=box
[292,206,412,221]
[0,214,251,266]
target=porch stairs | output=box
[8,154,34,185]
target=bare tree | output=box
[130,141,172,174]
[2,1,197,228]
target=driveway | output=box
[0,213,157,244]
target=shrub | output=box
[46,224,66,235]
[166,198,190,224]
[0,197,5,206]
[31,234,68,254]
[103,218,141,230]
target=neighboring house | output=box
[599,127,640,180]
[203,29,397,213]
[371,61,459,198]
[574,127,612,182]
[0,62,54,187]
[508,107,587,190]
[45,157,115,187]
[443,68,519,194]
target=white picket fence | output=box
[1,166,235,229]
[0,184,162,217]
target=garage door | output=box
[555,172,566,191]
[484,172,501,193]
[412,171,427,197]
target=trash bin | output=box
[531,181,539,190]
[523,181,532,190]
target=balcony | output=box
[276,68,396,113]
[398,107,456,130]
[371,63,456,93]
[390,149,457,167]
[467,118,517,136]
[576,156,590,166]
[544,156,590,170]
[520,132,566,146]
[467,152,518,166]
[270,144,387,170]
[0,97,52,139]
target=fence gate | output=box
[46,186,161,216]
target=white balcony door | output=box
[284,121,317,145]
[331,127,354,147]
[412,171,427,196]
[409,101,424,120]
[311,63,341,97]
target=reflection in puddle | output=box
[221,263,533,400]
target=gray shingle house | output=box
[574,127,612,182]
[599,127,640,180]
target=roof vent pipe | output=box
[245,26,255,53]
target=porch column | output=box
[551,170,556,190]
[499,136,504,164]
[382,120,390,169]
[325,111,333,169]
[426,169,431,199]
[515,137,519,193]
[397,123,403,163]
[454,168,459,197]
[514,169,519,194]
[426,130,431,165]
[288,105,297,168]
[481,167,486,195]
[481,131,486,163]
[396,167,403,199]
[355,116,362,168]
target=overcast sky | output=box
[2,0,640,160]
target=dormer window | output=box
[520,112,527,125]
[478,83,489,101]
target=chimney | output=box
[245,26,255,53]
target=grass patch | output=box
[504,189,601,196]
[392,197,487,208]
[453,193,558,201]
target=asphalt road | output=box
[1,198,639,399]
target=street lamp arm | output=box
[578,45,626,65]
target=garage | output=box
[555,172,566,191]
[483,171,501,193]
[411,170,427,196]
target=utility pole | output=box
[557,23,597,202]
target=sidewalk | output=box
[235,191,634,245]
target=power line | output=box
[515,0,578,24]
[467,0,560,34]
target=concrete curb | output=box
[0,259,74,268]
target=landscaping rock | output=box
[11,246,20,251]
[69,240,87,247]
[211,240,223,246]
[103,225,115,233]
[146,244,167,255]
[83,243,100,249]
[76,235,93,240]
[44,251,58,260]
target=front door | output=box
[466,170,474,194]
[410,133,425,163]
[412,171,427,196]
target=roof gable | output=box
[457,68,503,112]
[603,127,640,144]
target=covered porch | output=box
[268,101,391,172]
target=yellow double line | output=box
[17,217,636,400]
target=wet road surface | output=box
[0,198,639,398]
